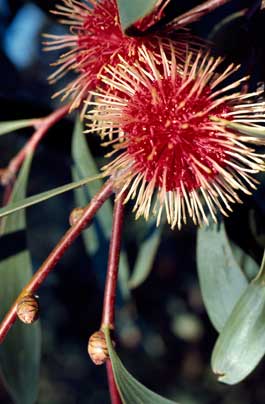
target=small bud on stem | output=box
[69,207,85,226]
[88,330,109,365]
[16,294,39,324]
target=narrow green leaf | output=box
[117,0,158,32]
[73,168,130,298]
[72,118,112,245]
[0,153,41,404]
[72,168,98,253]
[0,119,34,136]
[71,118,130,297]
[0,173,103,219]
[196,221,248,332]
[211,251,265,384]
[129,219,163,289]
[104,328,178,404]
[210,117,265,138]
[118,252,130,300]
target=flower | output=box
[44,0,197,111]
[86,44,265,229]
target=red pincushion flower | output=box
[86,44,265,229]
[44,0,194,111]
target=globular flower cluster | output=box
[44,0,194,111]
[86,44,265,229]
[48,0,265,229]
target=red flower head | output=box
[44,0,197,111]
[86,44,265,229]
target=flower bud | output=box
[69,207,85,226]
[17,294,39,324]
[88,330,109,365]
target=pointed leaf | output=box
[72,167,130,299]
[129,219,163,289]
[118,252,130,300]
[71,118,130,297]
[0,119,34,136]
[197,221,248,332]
[104,328,178,404]
[117,0,159,32]
[0,153,41,404]
[72,168,98,253]
[72,118,112,245]
[0,173,103,219]
[212,253,265,384]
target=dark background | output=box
[1,0,265,403]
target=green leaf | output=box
[72,118,112,249]
[104,328,178,404]
[196,220,248,332]
[0,119,34,136]
[71,118,130,297]
[129,219,163,289]
[118,252,130,300]
[0,153,41,404]
[117,0,159,32]
[0,173,103,219]
[72,168,99,252]
[230,242,259,280]
[72,167,130,299]
[211,252,265,384]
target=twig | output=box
[101,194,126,330]
[106,360,122,404]
[100,195,125,404]
[169,0,232,27]
[0,180,113,343]
[1,104,70,185]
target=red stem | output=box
[101,194,125,329]
[170,0,232,27]
[2,104,70,185]
[0,180,113,343]
[106,359,122,404]
[99,195,125,404]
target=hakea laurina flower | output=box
[85,44,265,229]
[43,0,198,111]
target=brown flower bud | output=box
[88,330,109,365]
[69,207,85,226]
[17,294,39,324]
